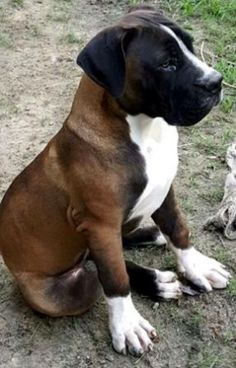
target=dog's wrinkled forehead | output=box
[120,6,194,53]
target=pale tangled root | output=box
[204,140,236,240]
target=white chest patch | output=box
[127,114,179,221]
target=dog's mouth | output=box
[166,92,221,126]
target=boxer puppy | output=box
[0,5,230,357]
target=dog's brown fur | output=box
[0,73,189,316]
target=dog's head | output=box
[77,6,222,126]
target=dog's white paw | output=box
[155,270,182,299]
[155,231,167,246]
[106,295,157,356]
[173,246,231,292]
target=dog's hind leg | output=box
[123,226,167,248]
[15,262,102,317]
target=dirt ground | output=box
[0,1,236,367]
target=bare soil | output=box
[0,1,235,367]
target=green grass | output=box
[10,0,24,7]
[197,354,220,368]
[162,252,176,269]
[182,197,197,215]
[214,248,231,265]
[179,0,236,19]
[221,97,235,115]
[203,185,224,203]
[62,32,85,46]
[0,33,13,48]
[228,276,236,297]
[215,59,236,92]
[184,309,203,334]
[222,329,234,344]
[30,25,41,37]
[129,0,140,5]
[189,120,235,158]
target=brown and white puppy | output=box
[0,6,230,357]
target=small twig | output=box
[209,356,219,368]
[217,233,226,248]
[134,352,147,365]
[178,143,194,148]
[196,47,236,67]
[223,81,236,90]
[27,322,41,343]
[200,41,206,63]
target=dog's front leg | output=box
[88,224,157,356]
[152,186,231,292]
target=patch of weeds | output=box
[189,175,199,189]
[181,197,197,215]
[201,185,224,204]
[129,0,140,5]
[47,13,66,22]
[221,123,235,142]
[228,276,236,297]
[222,329,234,344]
[184,309,203,335]
[205,160,222,173]
[52,1,71,20]
[190,121,235,158]
[210,186,224,202]
[214,248,231,265]
[166,303,183,322]
[179,0,197,17]
[198,136,217,156]
[63,32,85,46]
[65,32,79,44]
[10,0,24,7]
[216,61,236,86]
[0,99,18,117]
[167,306,203,336]
[30,25,40,37]
[218,125,236,156]
[178,0,236,23]
[0,33,13,48]
[162,252,176,269]
[189,128,215,156]
[197,354,220,368]
[221,96,235,114]
[0,6,6,23]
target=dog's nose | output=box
[195,71,223,93]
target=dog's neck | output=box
[65,75,167,150]
[69,75,126,124]
[65,75,130,147]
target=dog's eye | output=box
[159,58,177,72]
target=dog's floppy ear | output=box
[77,27,134,98]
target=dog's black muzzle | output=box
[167,69,223,126]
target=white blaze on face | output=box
[160,24,214,79]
